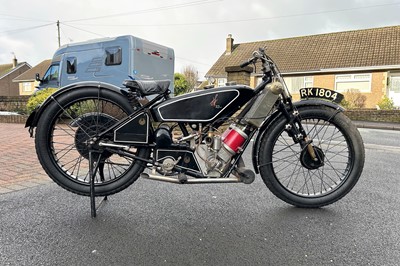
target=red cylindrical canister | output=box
[221,128,231,140]
[222,126,247,153]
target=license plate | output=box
[299,87,344,104]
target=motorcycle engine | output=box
[154,123,249,178]
[199,125,248,177]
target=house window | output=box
[283,76,314,93]
[335,74,371,93]
[217,78,227,87]
[304,76,313,88]
[105,46,122,65]
[66,57,77,74]
[22,82,31,92]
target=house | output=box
[13,59,51,95]
[0,57,31,96]
[206,26,400,108]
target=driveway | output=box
[0,123,50,194]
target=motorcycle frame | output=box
[92,50,314,181]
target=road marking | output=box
[364,143,400,153]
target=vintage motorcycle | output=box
[26,48,365,216]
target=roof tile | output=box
[206,25,400,77]
[13,59,51,82]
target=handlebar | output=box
[239,59,253,68]
[239,49,266,68]
[238,47,291,100]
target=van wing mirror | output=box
[35,73,42,82]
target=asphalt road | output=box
[1,128,400,265]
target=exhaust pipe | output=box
[140,173,241,184]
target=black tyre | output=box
[258,106,365,207]
[35,88,150,196]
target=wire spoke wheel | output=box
[35,88,150,196]
[272,118,349,196]
[51,99,133,184]
[259,106,364,207]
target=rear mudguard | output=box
[25,81,128,131]
[251,99,345,174]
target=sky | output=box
[0,0,399,79]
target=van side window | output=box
[66,57,77,74]
[105,47,122,65]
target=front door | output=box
[389,74,400,107]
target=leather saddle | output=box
[123,80,170,96]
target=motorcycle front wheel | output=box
[258,106,365,208]
[35,88,150,196]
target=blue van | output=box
[36,35,175,94]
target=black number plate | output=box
[299,87,344,104]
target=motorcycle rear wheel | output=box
[35,88,150,196]
[258,106,365,208]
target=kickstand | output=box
[88,151,108,218]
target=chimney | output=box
[12,53,17,68]
[226,34,234,55]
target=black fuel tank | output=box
[152,86,255,123]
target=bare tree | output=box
[182,65,199,92]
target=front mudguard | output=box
[251,99,345,174]
[25,81,129,136]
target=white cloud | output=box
[0,36,31,63]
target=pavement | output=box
[0,123,50,194]
[352,120,400,131]
[0,120,399,194]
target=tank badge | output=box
[210,94,222,109]
[139,117,146,126]
[184,156,191,164]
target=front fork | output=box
[278,102,317,161]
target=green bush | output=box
[377,96,395,110]
[174,73,189,96]
[26,88,57,114]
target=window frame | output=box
[283,76,314,93]
[22,82,31,92]
[335,73,372,93]
[42,64,60,83]
[105,46,122,66]
[66,57,77,74]
[217,78,227,87]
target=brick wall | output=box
[0,115,28,124]
[0,96,29,112]
[345,109,400,123]
[313,74,335,90]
